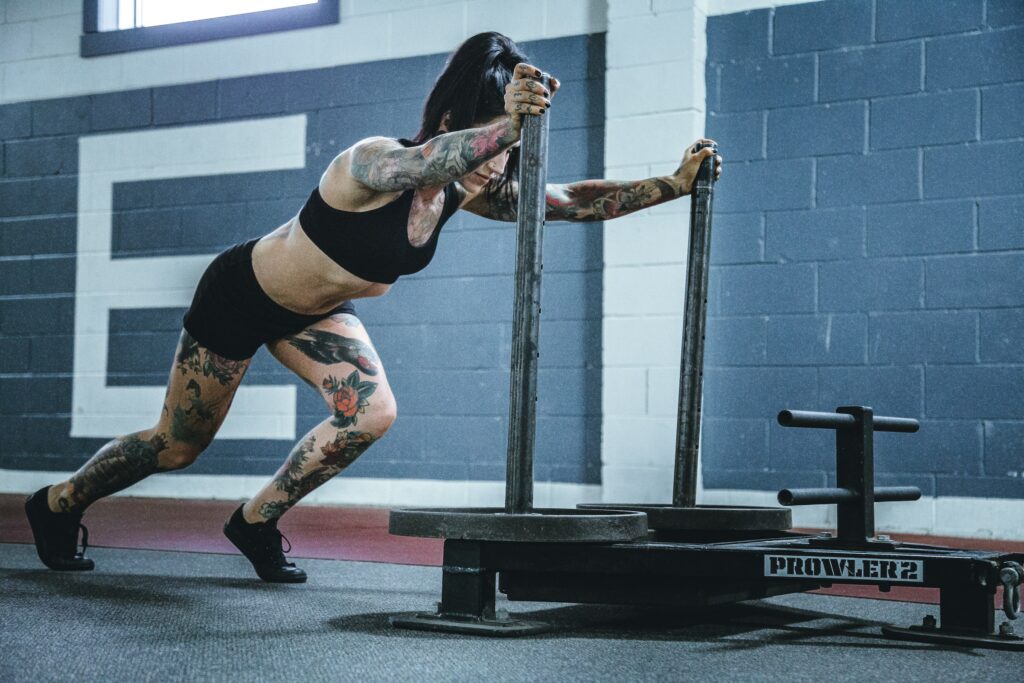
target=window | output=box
[81,0,339,57]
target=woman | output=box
[25,32,722,583]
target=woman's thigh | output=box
[156,329,252,454]
[266,312,396,432]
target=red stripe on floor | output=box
[0,494,441,566]
[3,495,1020,608]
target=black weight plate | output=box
[388,507,648,542]
[576,504,792,531]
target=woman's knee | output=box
[146,426,211,470]
[322,377,397,434]
[375,391,398,432]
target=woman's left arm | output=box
[465,139,722,222]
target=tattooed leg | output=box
[322,371,377,428]
[243,421,380,522]
[46,330,249,514]
[49,431,170,513]
[175,330,248,386]
[286,328,380,376]
[329,313,362,329]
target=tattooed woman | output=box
[25,31,722,583]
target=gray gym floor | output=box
[0,542,1019,682]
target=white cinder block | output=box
[2,55,69,101]
[70,50,126,97]
[706,0,823,15]
[4,0,79,23]
[603,315,683,366]
[875,498,935,536]
[604,163,653,180]
[935,497,1024,540]
[600,465,674,502]
[28,13,79,59]
[466,481,508,506]
[0,23,32,62]
[466,0,543,42]
[603,263,686,316]
[391,3,467,59]
[608,11,702,68]
[535,482,603,507]
[603,211,688,266]
[347,0,428,17]
[653,0,699,13]
[604,416,678,467]
[606,60,700,118]
[646,365,685,416]
[544,0,606,38]
[605,110,705,167]
[602,366,649,416]
[608,0,657,20]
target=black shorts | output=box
[182,238,357,360]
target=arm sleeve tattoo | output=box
[349,118,519,192]
[474,175,686,223]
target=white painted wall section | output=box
[601,0,709,503]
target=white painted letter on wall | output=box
[72,116,307,440]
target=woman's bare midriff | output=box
[251,217,390,315]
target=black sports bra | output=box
[298,141,460,284]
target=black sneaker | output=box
[223,505,307,583]
[24,486,95,571]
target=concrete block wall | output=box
[703,0,1024,501]
[0,0,606,505]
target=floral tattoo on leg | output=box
[323,372,377,428]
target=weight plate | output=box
[388,507,648,542]
[576,504,792,532]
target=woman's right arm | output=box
[346,62,552,193]
[347,119,520,192]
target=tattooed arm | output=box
[464,176,684,223]
[463,138,722,222]
[348,118,521,192]
[345,63,553,193]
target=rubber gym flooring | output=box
[1,495,1021,682]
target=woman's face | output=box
[460,145,511,195]
[442,115,513,196]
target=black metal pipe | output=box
[778,487,859,506]
[505,76,551,515]
[778,409,919,433]
[874,486,923,502]
[778,486,922,506]
[674,143,717,508]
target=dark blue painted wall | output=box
[0,34,605,484]
[703,0,1024,498]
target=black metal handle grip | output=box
[777,409,919,433]
[778,486,922,506]
[693,141,718,185]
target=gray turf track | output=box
[0,542,1019,682]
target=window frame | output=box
[81,0,340,58]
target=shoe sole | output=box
[23,496,94,572]
[223,521,307,584]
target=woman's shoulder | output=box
[349,136,415,155]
